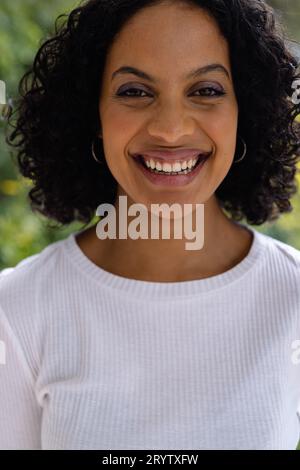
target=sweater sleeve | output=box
[0,305,42,449]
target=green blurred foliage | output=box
[0,0,300,271]
[0,0,92,269]
[270,0,300,41]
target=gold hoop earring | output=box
[91,137,103,164]
[233,135,247,163]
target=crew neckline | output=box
[63,223,267,299]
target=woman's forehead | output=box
[110,3,225,51]
[104,6,231,83]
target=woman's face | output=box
[99,0,238,209]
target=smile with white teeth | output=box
[138,154,204,175]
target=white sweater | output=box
[0,225,299,450]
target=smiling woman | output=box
[1,0,300,451]
[6,0,300,226]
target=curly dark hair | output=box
[6,0,300,226]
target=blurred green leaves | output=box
[0,0,85,269]
[0,0,78,95]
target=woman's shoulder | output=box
[0,236,68,286]
[257,230,300,267]
[0,235,72,377]
[253,229,300,287]
[0,235,71,321]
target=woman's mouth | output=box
[131,152,211,187]
[137,154,204,174]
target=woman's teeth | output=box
[140,155,201,175]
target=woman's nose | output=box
[146,103,198,141]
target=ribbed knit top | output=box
[0,225,299,449]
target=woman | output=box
[1,0,300,450]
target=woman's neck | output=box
[75,196,253,282]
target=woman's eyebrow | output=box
[111,63,230,82]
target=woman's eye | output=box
[193,87,226,97]
[116,87,226,99]
[116,88,149,98]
